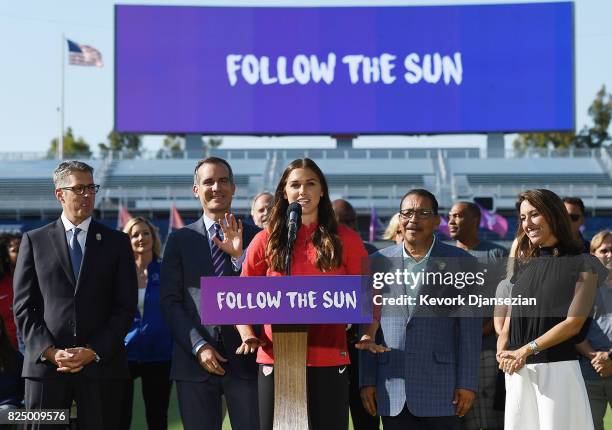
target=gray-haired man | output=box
[13,160,137,429]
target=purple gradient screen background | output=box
[115,3,574,134]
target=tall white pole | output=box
[59,33,65,160]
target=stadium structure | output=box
[0,145,610,242]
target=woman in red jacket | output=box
[237,158,368,430]
[0,235,17,349]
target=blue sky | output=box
[0,0,610,153]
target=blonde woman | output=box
[122,217,173,430]
[382,213,402,244]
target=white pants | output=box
[505,360,594,430]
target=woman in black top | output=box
[497,189,603,430]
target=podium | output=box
[200,275,371,430]
[271,324,309,429]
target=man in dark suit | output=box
[160,157,260,430]
[332,198,380,430]
[359,189,481,430]
[12,160,137,429]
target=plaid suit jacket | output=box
[359,238,482,417]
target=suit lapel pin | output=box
[96,233,102,241]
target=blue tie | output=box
[210,224,225,343]
[210,223,225,277]
[69,227,83,281]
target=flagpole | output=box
[59,33,65,161]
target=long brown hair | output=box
[266,158,342,272]
[514,189,581,265]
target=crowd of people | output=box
[0,157,611,430]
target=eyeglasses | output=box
[569,214,581,222]
[59,184,100,195]
[399,208,435,220]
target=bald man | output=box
[250,192,273,229]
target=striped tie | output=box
[210,223,226,277]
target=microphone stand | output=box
[285,228,296,276]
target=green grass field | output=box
[131,380,612,429]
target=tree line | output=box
[514,85,611,150]
[48,131,222,159]
[50,85,611,158]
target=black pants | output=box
[381,405,461,430]
[176,374,258,430]
[258,364,349,430]
[348,329,380,430]
[25,375,125,430]
[120,361,172,430]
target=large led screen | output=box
[115,3,574,134]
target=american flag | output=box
[67,39,103,67]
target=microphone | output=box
[285,202,302,275]
[286,201,302,239]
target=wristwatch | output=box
[528,340,540,355]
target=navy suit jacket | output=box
[13,219,138,379]
[359,239,482,417]
[160,218,260,382]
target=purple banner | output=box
[115,3,574,134]
[200,275,372,324]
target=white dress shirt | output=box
[60,213,91,253]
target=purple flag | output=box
[478,205,509,238]
[369,207,379,242]
[438,215,450,238]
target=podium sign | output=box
[200,275,372,430]
[200,275,371,325]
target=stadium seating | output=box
[0,148,610,226]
